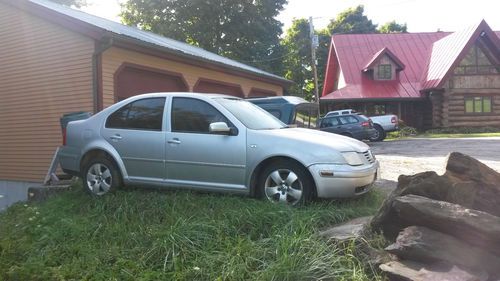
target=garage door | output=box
[115,66,188,101]
[248,88,277,98]
[193,79,244,98]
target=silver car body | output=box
[59,93,379,198]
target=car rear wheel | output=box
[369,125,386,142]
[259,161,313,206]
[82,157,121,196]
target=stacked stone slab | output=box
[371,152,500,280]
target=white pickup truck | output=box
[325,109,399,141]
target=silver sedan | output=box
[59,93,379,205]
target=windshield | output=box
[215,98,286,130]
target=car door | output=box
[320,117,342,134]
[101,97,166,182]
[164,97,246,189]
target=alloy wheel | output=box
[264,169,303,205]
[86,163,112,196]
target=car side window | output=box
[106,97,165,131]
[320,117,339,128]
[339,116,358,125]
[171,97,231,133]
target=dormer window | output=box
[378,64,392,80]
[363,47,404,81]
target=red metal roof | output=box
[322,21,500,101]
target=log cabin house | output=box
[0,0,291,203]
[321,20,500,129]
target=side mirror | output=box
[209,122,233,135]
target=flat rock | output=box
[380,260,488,281]
[28,185,71,202]
[370,152,500,239]
[389,194,500,256]
[385,226,500,276]
[319,216,371,242]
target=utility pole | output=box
[309,17,320,104]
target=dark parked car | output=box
[248,96,319,128]
[318,114,376,141]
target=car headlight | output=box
[341,152,364,166]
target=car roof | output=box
[124,92,239,100]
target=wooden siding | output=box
[438,73,500,127]
[101,47,283,108]
[0,3,95,182]
[450,75,500,89]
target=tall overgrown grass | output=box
[0,184,384,281]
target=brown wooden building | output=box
[321,20,500,129]
[0,0,291,195]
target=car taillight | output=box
[62,128,67,146]
[391,116,397,124]
[361,121,370,128]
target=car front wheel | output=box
[82,157,121,196]
[259,161,313,206]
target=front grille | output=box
[363,150,375,164]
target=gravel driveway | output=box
[369,137,500,192]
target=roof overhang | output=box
[320,97,426,103]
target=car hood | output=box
[246,128,371,167]
[264,128,370,152]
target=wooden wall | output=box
[438,74,500,127]
[101,47,284,108]
[0,3,95,182]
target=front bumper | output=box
[308,161,379,198]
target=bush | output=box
[387,119,418,139]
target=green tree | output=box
[379,21,408,33]
[315,29,331,96]
[281,19,330,100]
[48,0,87,8]
[121,0,287,74]
[281,19,313,99]
[327,5,377,35]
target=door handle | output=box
[168,138,181,144]
[110,134,122,140]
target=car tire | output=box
[258,161,313,206]
[82,156,121,196]
[369,125,386,142]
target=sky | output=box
[81,0,500,33]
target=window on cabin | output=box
[454,44,499,75]
[377,64,392,80]
[465,96,492,114]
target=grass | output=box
[0,184,385,281]
[417,132,500,138]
